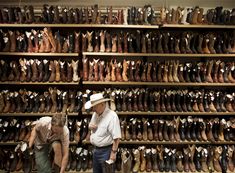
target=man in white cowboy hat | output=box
[85,92,121,173]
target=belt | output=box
[94,144,112,149]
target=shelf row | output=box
[1,52,235,57]
[1,141,235,146]
[0,23,235,29]
[1,81,235,86]
[1,112,235,116]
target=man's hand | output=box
[109,150,117,161]
[89,123,97,131]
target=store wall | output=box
[0,0,235,8]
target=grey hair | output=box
[51,113,66,127]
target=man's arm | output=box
[60,146,69,173]
[109,138,120,161]
[28,126,37,148]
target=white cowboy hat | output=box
[84,93,111,110]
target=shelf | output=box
[83,81,235,87]
[83,111,235,116]
[0,23,159,29]
[0,81,80,85]
[1,112,235,117]
[161,24,235,29]
[0,52,79,56]
[0,113,80,116]
[2,140,235,146]
[83,52,235,57]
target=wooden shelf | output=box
[2,140,234,146]
[83,52,235,57]
[0,81,80,85]
[83,111,235,116]
[1,112,234,117]
[0,52,79,56]
[161,24,235,29]
[0,23,159,29]
[83,81,235,87]
[81,140,235,145]
[0,113,80,116]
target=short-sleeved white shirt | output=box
[89,105,121,147]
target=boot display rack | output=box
[1,4,235,173]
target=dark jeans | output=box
[93,146,114,173]
[35,144,52,173]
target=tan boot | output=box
[206,60,214,83]
[25,31,33,52]
[72,60,79,82]
[162,61,169,82]
[116,62,123,82]
[188,145,196,172]
[49,60,55,82]
[105,63,111,81]
[82,57,88,81]
[111,35,117,52]
[172,60,179,82]
[100,30,106,52]
[49,87,57,113]
[227,146,235,172]
[132,149,140,173]
[121,149,132,173]
[122,59,129,82]
[44,27,56,53]
[88,60,94,81]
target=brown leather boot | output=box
[146,62,152,82]
[98,60,104,82]
[87,31,93,52]
[105,31,111,52]
[213,146,222,172]
[192,7,199,24]
[206,60,214,83]
[54,60,60,82]
[153,91,160,112]
[162,62,169,82]
[139,146,146,172]
[218,61,225,83]
[9,30,16,52]
[30,59,38,82]
[121,149,132,173]
[122,59,129,82]
[93,59,99,81]
[172,60,179,82]
[111,59,116,81]
[188,145,196,172]
[227,145,235,172]
[74,32,80,53]
[225,94,234,112]
[105,63,111,81]
[213,60,220,83]
[142,118,148,141]
[82,33,87,52]
[135,60,141,82]
[201,148,209,172]
[26,31,33,52]
[49,87,57,113]
[82,57,88,81]
[111,34,117,53]
[49,60,55,82]
[19,58,27,82]
[145,149,152,172]
[116,62,123,82]
[60,61,67,82]
[67,62,72,82]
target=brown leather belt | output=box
[94,144,112,149]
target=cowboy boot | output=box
[93,59,99,81]
[105,62,111,81]
[116,62,123,82]
[99,30,106,52]
[135,60,141,82]
[99,60,105,81]
[213,146,222,172]
[111,34,117,53]
[82,57,88,81]
[72,60,79,82]
[105,31,111,52]
[122,59,129,82]
[86,31,93,52]
[132,149,140,173]
[110,59,116,81]
[48,60,55,82]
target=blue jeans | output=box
[93,146,114,173]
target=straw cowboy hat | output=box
[84,93,111,110]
